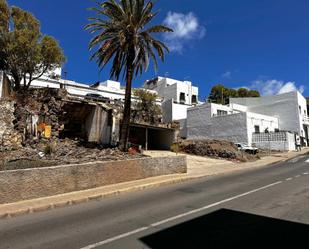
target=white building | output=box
[187,102,279,145]
[230,91,309,146]
[144,77,200,137]
[0,68,161,104]
[187,91,309,150]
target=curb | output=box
[0,151,308,220]
[0,176,192,220]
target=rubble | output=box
[173,139,261,162]
[0,138,145,171]
[0,87,176,170]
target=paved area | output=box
[0,152,309,248]
[0,148,308,219]
[144,149,309,177]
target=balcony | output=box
[303,116,309,125]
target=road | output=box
[1,153,309,249]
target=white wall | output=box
[144,77,199,106]
[187,104,249,143]
[297,91,308,139]
[172,102,190,120]
[162,100,190,138]
[209,103,235,116]
[162,99,173,123]
[17,76,163,105]
[229,103,248,113]
[246,112,279,145]
[230,91,305,136]
[252,132,295,151]
[187,103,280,145]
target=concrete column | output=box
[145,128,148,150]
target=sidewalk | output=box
[0,148,308,219]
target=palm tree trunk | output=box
[119,60,134,152]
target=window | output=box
[254,125,260,133]
[180,92,186,103]
[299,105,302,114]
[191,95,197,104]
[217,110,228,116]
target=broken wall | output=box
[85,105,111,145]
[0,101,22,151]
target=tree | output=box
[86,0,172,151]
[237,87,249,97]
[0,0,65,91]
[132,89,162,124]
[248,90,260,97]
[208,84,230,104]
[208,84,261,104]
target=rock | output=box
[175,139,238,160]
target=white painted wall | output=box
[162,99,173,123]
[246,112,279,145]
[230,91,308,138]
[15,76,163,105]
[162,99,191,138]
[172,102,190,120]
[144,76,199,106]
[187,103,280,145]
[229,103,248,113]
[297,91,308,139]
[187,104,249,143]
[252,132,295,151]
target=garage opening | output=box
[60,102,94,139]
[129,124,175,150]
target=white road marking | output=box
[79,181,282,249]
[303,172,309,175]
[286,178,293,181]
[306,159,309,163]
[295,175,301,178]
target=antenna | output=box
[63,71,68,80]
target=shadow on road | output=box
[140,209,309,248]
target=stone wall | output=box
[0,156,187,204]
[0,101,22,151]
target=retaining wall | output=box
[0,156,187,204]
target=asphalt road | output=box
[1,153,309,249]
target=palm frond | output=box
[86,0,173,80]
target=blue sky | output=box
[7,0,309,99]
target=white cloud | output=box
[249,79,305,96]
[163,12,206,53]
[221,71,232,79]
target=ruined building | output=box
[0,72,179,151]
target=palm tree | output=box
[86,0,172,151]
